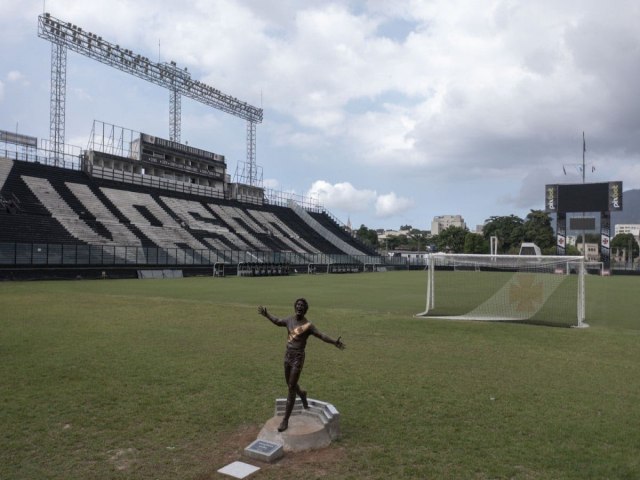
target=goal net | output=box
[416,254,586,327]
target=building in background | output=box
[431,215,466,235]
[615,224,640,239]
[577,243,600,262]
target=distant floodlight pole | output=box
[37,12,263,179]
[169,87,181,142]
[166,60,186,143]
[49,40,67,166]
[246,120,257,185]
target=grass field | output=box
[1,271,639,479]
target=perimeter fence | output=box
[0,242,403,268]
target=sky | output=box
[1,0,640,232]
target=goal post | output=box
[416,253,587,328]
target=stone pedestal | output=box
[256,398,340,452]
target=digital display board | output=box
[545,182,623,213]
[569,217,596,230]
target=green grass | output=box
[1,272,639,479]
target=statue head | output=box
[294,298,309,316]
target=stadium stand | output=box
[288,199,369,257]
[0,152,380,279]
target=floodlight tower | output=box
[48,41,67,165]
[37,13,264,185]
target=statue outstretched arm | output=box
[314,330,346,349]
[258,305,285,326]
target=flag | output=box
[583,132,586,153]
[563,165,566,175]
[592,165,595,172]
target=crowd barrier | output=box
[0,242,390,268]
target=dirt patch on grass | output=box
[198,423,347,479]
[107,447,138,471]
[266,445,347,478]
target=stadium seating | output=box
[0,157,379,269]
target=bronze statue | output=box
[258,298,345,432]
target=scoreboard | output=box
[545,182,623,213]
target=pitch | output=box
[1,271,639,479]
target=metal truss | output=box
[169,86,182,143]
[49,41,67,165]
[246,120,257,185]
[37,13,263,175]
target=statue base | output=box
[256,398,340,452]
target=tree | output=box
[429,234,439,252]
[522,210,555,251]
[565,244,581,256]
[611,233,639,265]
[356,224,379,247]
[575,233,601,244]
[463,232,489,254]
[399,224,412,231]
[436,225,469,253]
[405,229,429,251]
[391,234,409,250]
[482,215,524,253]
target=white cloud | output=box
[7,71,26,83]
[307,180,377,212]
[263,178,280,189]
[375,192,414,218]
[71,87,93,102]
[345,107,421,166]
[3,0,640,231]
[0,71,30,101]
[306,181,414,220]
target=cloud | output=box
[7,71,26,83]
[306,180,414,220]
[4,0,640,231]
[263,178,280,189]
[375,192,414,218]
[0,69,29,102]
[31,1,640,179]
[307,180,376,212]
[499,168,560,210]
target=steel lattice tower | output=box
[246,120,257,185]
[49,41,67,165]
[169,87,181,143]
[38,13,263,182]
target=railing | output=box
[0,242,387,267]
[87,165,226,200]
[0,145,82,171]
[2,143,325,214]
[264,188,322,212]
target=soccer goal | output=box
[416,254,586,327]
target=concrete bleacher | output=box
[308,209,377,256]
[262,204,344,254]
[66,183,143,245]
[207,204,271,251]
[0,158,380,268]
[248,208,322,254]
[0,158,13,191]
[288,199,371,257]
